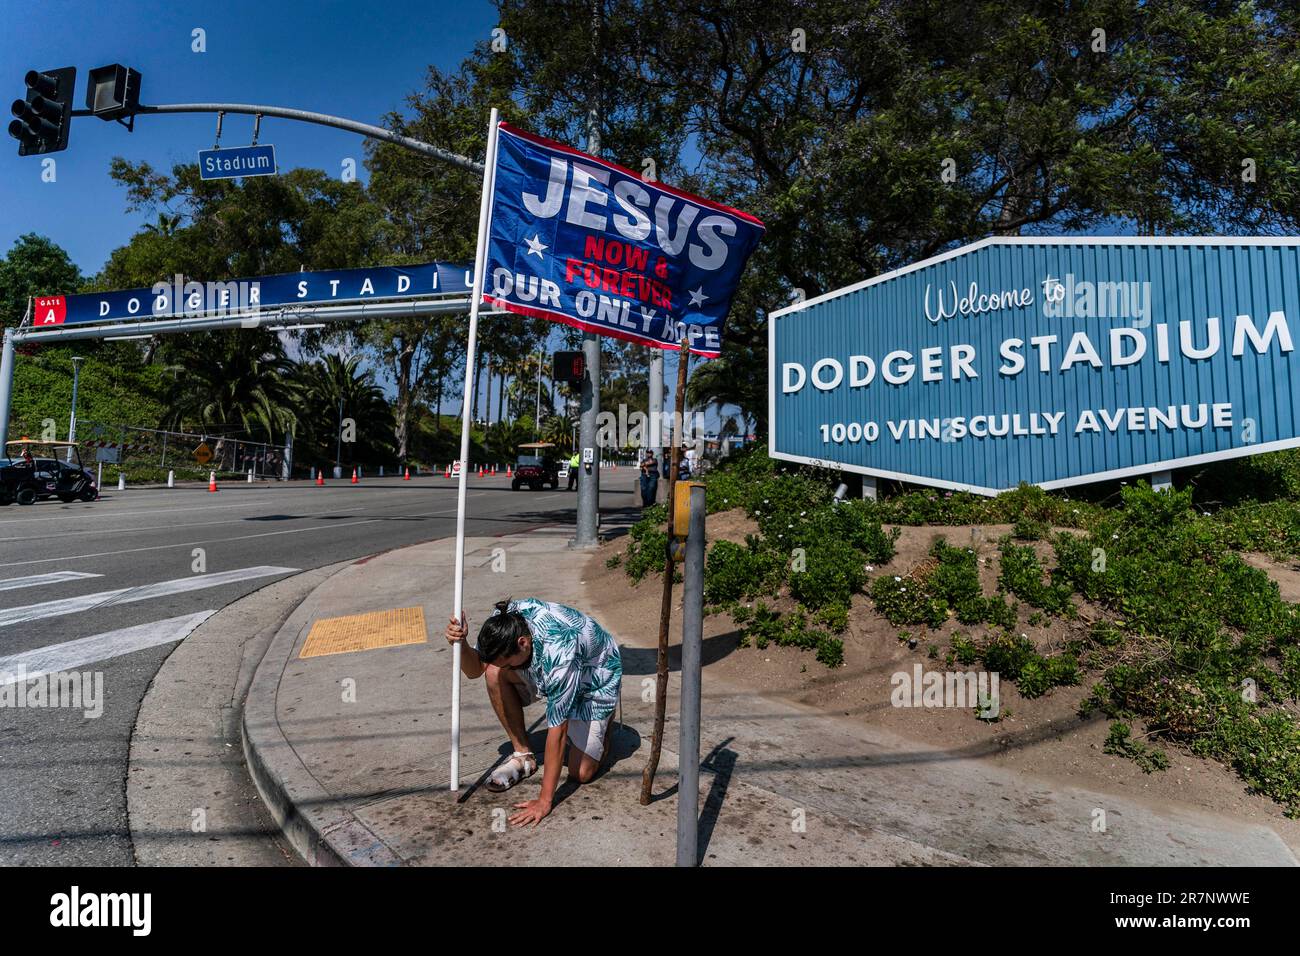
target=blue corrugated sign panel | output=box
[769,237,1300,495]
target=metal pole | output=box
[649,349,664,493]
[677,482,706,866]
[335,396,343,473]
[534,348,543,441]
[572,101,602,549]
[135,103,482,173]
[450,107,502,792]
[69,356,83,442]
[0,327,15,450]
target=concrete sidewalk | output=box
[241,526,1299,867]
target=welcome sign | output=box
[769,237,1300,494]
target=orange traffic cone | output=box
[444,465,450,478]
[506,465,512,477]
[403,467,411,481]
[315,471,325,486]
[208,470,218,493]
[478,466,484,478]
[351,467,359,484]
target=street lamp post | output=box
[335,395,343,479]
[68,355,84,442]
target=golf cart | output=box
[0,438,99,506]
[512,442,561,491]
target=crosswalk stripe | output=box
[0,565,299,627]
[0,611,217,683]
[0,571,102,592]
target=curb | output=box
[239,559,403,867]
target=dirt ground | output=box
[587,510,1300,850]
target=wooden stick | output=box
[640,338,690,804]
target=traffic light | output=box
[553,351,586,385]
[9,67,76,155]
[86,64,141,124]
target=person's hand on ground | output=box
[444,613,468,646]
[509,797,552,828]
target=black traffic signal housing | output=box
[553,351,586,386]
[86,64,141,126]
[9,67,76,155]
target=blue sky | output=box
[0,0,498,273]
[0,0,727,433]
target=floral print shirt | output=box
[512,597,622,726]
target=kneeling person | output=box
[445,597,622,827]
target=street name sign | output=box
[198,144,277,181]
[769,237,1300,495]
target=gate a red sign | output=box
[33,296,67,326]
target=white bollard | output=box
[167,470,174,488]
[117,473,125,491]
[97,462,102,488]
[379,465,385,477]
[247,469,253,483]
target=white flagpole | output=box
[451,106,501,792]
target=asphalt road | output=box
[0,472,635,866]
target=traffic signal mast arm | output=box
[130,102,482,174]
[11,62,483,173]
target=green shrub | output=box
[811,499,899,563]
[1104,721,1170,773]
[624,504,668,581]
[997,540,1073,615]
[868,575,948,628]
[703,539,781,606]
[950,633,980,666]
[789,539,866,610]
[814,602,849,633]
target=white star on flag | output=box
[688,286,708,307]
[524,234,548,259]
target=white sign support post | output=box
[450,107,501,792]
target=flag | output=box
[483,122,765,358]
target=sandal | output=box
[487,751,537,792]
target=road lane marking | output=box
[0,571,102,592]
[0,611,216,684]
[0,566,299,627]
[0,483,488,526]
[0,495,519,568]
[0,489,500,543]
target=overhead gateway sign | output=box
[28,262,473,328]
[769,237,1300,495]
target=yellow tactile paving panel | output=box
[299,606,428,659]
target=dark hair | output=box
[476,599,531,664]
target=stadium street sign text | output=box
[26,263,473,327]
[769,237,1300,495]
[197,144,277,181]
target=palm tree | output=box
[296,353,394,467]
[161,329,302,446]
[541,414,575,451]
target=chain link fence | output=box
[2,419,285,482]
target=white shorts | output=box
[516,668,615,761]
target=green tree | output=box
[295,352,395,469]
[0,234,82,324]
[160,329,302,446]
